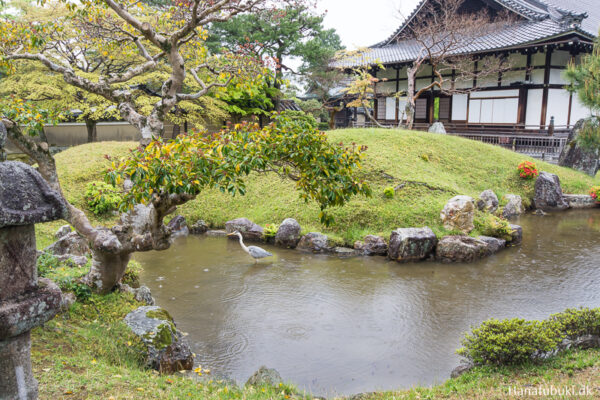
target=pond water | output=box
[135,210,600,397]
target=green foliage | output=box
[0,96,59,136]
[278,110,317,129]
[550,308,600,339]
[566,36,600,114]
[108,113,371,226]
[36,253,92,302]
[458,318,563,365]
[318,122,330,131]
[263,223,279,239]
[575,117,600,152]
[473,212,514,241]
[296,98,330,123]
[383,186,395,199]
[121,260,143,288]
[84,181,123,216]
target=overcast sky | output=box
[316,0,422,49]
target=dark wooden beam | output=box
[540,48,553,127]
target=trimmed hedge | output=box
[458,308,600,366]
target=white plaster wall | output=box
[546,89,571,126]
[451,94,468,121]
[385,97,397,120]
[525,88,544,128]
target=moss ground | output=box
[35,128,599,248]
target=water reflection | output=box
[135,210,600,396]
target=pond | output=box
[135,210,600,397]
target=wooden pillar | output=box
[540,48,553,128]
[395,66,400,124]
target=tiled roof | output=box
[335,0,597,68]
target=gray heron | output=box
[227,231,273,262]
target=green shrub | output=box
[85,181,123,216]
[276,110,317,130]
[457,318,563,365]
[473,212,514,241]
[383,187,395,199]
[550,308,600,339]
[318,122,330,131]
[263,223,279,240]
[37,253,63,277]
[575,117,600,152]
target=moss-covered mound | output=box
[37,129,599,247]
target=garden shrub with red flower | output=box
[590,186,600,203]
[517,161,539,179]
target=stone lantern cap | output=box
[0,161,68,228]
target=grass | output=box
[36,128,599,247]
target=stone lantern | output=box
[0,161,68,400]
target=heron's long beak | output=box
[227,233,235,237]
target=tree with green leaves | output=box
[566,35,600,151]
[207,2,343,108]
[1,0,370,293]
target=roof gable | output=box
[377,0,595,48]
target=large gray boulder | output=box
[190,220,208,235]
[274,218,301,248]
[428,121,446,134]
[477,236,507,255]
[502,194,524,219]
[354,235,388,256]
[388,227,437,263]
[558,119,599,177]
[435,236,488,263]
[44,231,90,257]
[225,218,264,241]
[167,215,189,238]
[124,306,193,373]
[476,190,499,213]
[508,224,523,245]
[441,196,475,233]
[54,224,72,240]
[534,171,569,211]
[246,366,283,387]
[297,232,330,253]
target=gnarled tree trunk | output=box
[85,118,98,143]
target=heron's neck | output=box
[237,234,249,252]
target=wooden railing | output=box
[349,121,572,162]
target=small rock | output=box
[502,194,524,219]
[120,284,156,306]
[297,232,330,253]
[246,366,283,387]
[477,236,506,255]
[331,247,360,257]
[476,190,499,213]
[55,254,88,267]
[124,306,193,373]
[428,121,446,134]
[275,218,302,248]
[206,230,228,237]
[435,236,488,263]
[167,215,189,238]
[60,292,77,312]
[508,224,523,245]
[571,334,600,350]
[44,232,90,257]
[54,225,72,240]
[388,227,437,263]
[534,171,569,211]
[190,220,208,235]
[564,194,598,209]
[534,209,547,216]
[441,196,475,233]
[450,362,474,378]
[225,218,264,242]
[354,235,388,256]
[123,179,134,192]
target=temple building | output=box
[336,0,598,136]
